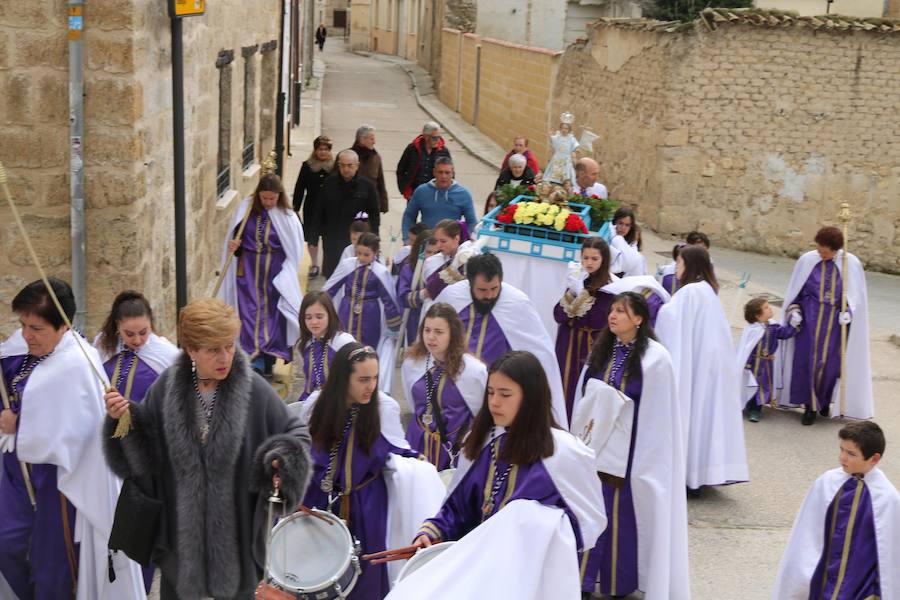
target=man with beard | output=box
[434,254,568,428]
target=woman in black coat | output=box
[293,135,334,277]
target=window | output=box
[216,49,235,197]
[241,44,259,171]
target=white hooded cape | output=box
[772,467,900,600]
[218,198,305,347]
[655,281,749,488]
[610,235,646,276]
[13,331,146,599]
[386,499,582,600]
[419,240,481,323]
[775,250,872,419]
[601,274,672,303]
[434,280,568,429]
[571,339,691,600]
[735,321,769,405]
[400,353,487,420]
[94,331,181,375]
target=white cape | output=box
[601,274,672,303]
[772,467,900,600]
[655,281,749,488]
[386,499,582,600]
[735,321,768,405]
[218,198,305,347]
[94,331,181,375]
[610,235,646,276]
[435,280,568,429]
[419,240,481,323]
[15,331,146,599]
[400,353,487,419]
[571,340,691,599]
[775,250,872,419]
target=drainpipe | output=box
[68,0,86,331]
[275,0,288,176]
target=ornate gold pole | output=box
[838,201,852,417]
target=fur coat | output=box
[103,350,311,599]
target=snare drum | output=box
[395,541,455,582]
[266,509,361,599]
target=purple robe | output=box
[745,322,799,407]
[789,260,844,411]
[329,264,402,348]
[297,339,339,402]
[661,273,680,296]
[235,210,291,361]
[458,305,511,367]
[404,369,472,470]
[415,431,583,549]
[424,259,452,301]
[553,290,613,423]
[303,413,416,600]
[808,476,880,599]
[396,261,424,346]
[581,342,643,597]
[0,355,78,600]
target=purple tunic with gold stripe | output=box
[404,369,472,470]
[297,339,339,402]
[396,261,424,346]
[789,259,845,411]
[744,323,799,407]
[329,265,402,348]
[458,306,510,368]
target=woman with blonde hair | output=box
[103,298,311,600]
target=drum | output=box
[266,509,360,599]
[395,541,455,582]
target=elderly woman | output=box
[103,298,311,600]
[494,153,537,190]
[351,124,389,214]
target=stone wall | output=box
[551,11,900,272]
[0,0,283,337]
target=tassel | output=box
[112,409,132,439]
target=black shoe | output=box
[819,404,831,418]
[801,409,817,426]
[748,406,761,423]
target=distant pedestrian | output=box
[401,157,476,241]
[315,23,327,51]
[351,124,389,214]
[396,121,451,200]
[293,134,334,277]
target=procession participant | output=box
[392,222,428,277]
[103,298,311,600]
[493,153,537,190]
[304,344,423,600]
[655,245,749,489]
[411,352,606,585]
[402,303,487,470]
[686,230,710,249]
[421,219,480,305]
[546,113,579,185]
[1,278,145,599]
[772,421,900,599]
[320,149,381,277]
[610,207,646,277]
[573,292,690,600]
[571,157,608,199]
[776,226,872,425]
[339,218,374,263]
[500,135,541,175]
[401,157,477,241]
[351,124,390,214]
[219,173,304,377]
[396,121,451,201]
[295,291,356,403]
[325,232,402,349]
[737,297,801,423]
[292,134,334,277]
[396,230,438,347]
[434,254,568,428]
[657,242,685,295]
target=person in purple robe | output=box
[304,343,418,600]
[452,254,511,366]
[554,237,615,422]
[402,303,487,470]
[0,279,81,599]
[739,297,800,423]
[785,227,853,426]
[296,291,356,402]
[578,292,655,597]
[423,219,468,301]
[658,242,684,295]
[396,230,438,346]
[326,233,402,348]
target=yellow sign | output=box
[170,0,205,17]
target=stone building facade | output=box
[551,9,900,272]
[0,0,285,336]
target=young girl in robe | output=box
[657,242,684,295]
[421,219,472,301]
[396,230,438,348]
[610,207,645,277]
[402,303,487,471]
[339,219,373,263]
[325,232,401,348]
[296,290,356,403]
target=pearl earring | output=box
[191,360,196,374]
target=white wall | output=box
[754,0,885,17]
[475,0,567,50]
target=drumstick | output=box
[297,504,334,525]
[362,544,420,563]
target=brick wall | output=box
[438,28,461,109]
[552,15,900,272]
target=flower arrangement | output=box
[496,183,535,207]
[496,201,588,233]
[572,194,619,230]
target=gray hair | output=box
[336,148,359,163]
[508,153,527,168]
[434,156,454,168]
[355,124,376,142]
[422,121,441,135]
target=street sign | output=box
[169,0,205,18]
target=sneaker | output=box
[748,406,761,423]
[801,409,817,426]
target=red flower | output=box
[527,184,536,191]
[590,194,601,200]
[564,214,588,233]
[497,204,518,224]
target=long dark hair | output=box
[581,236,612,292]
[406,229,434,274]
[613,207,638,245]
[309,343,381,454]
[252,173,291,212]
[298,291,343,349]
[679,245,719,294]
[406,303,466,379]
[463,351,556,464]
[586,292,656,382]
[99,290,154,356]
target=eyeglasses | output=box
[348,346,377,361]
[429,136,441,142]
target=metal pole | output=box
[68,0,86,331]
[172,17,188,314]
[275,0,287,176]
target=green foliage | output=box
[495,183,534,208]
[646,0,753,22]
[569,195,619,231]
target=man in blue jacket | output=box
[402,156,477,242]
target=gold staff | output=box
[838,201,852,417]
[0,354,37,507]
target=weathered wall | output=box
[552,13,900,272]
[754,0,885,17]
